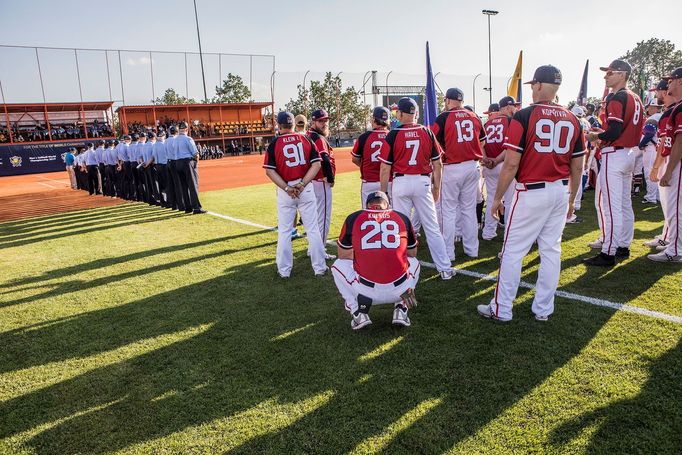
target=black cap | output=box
[147,131,156,138]
[104,140,111,147]
[484,103,499,114]
[498,96,521,108]
[139,132,147,139]
[169,126,177,134]
[372,106,390,122]
[113,140,119,146]
[178,121,188,129]
[463,105,475,113]
[157,130,166,137]
[276,111,294,125]
[86,142,93,147]
[397,97,418,114]
[131,134,139,141]
[651,79,669,91]
[97,139,105,146]
[365,191,390,207]
[123,134,131,140]
[524,65,562,85]
[68,147,76,152]
[585,103,596,111]
[311,109,329,121]
[445,87,464,101]
[599,59,632,74]
[663,67,682,81]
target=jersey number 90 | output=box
[534,119,575,155]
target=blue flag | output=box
[577,60,589,106]
[424,42,438,126]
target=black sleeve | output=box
[263,141,277,168]
[383,130,398,164]
[434,113,447,147]
[597,120,624,142]
[572,121,586,157]
[477,117,486,141]
[507,107,533,154]
[353,131,370,157]
[425,127,441,160]
[338,211,362,249]
[320,153,334,183]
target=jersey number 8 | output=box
[360,220,400,250]
[534,119,575,155]
[283,142,306,167]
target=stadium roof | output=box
[116,102,272,112]
[1,102,114,113]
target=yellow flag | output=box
[507,51,523,103]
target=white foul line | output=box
[206,211,682,325]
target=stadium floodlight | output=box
[482,9,499,104]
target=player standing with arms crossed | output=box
[264,112,328,277]
[477,65,584,321]
[431,88,487,259]
[583,59,644,266]
[379,97,454,279]
[352,106,392,207]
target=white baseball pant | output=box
[598,148,635,255]
[663,159,682,257]
[276,181,327,277]
[312,180,333,245]
[642,144,659,203]
[482,164,502,239]
[490,180,570,321]
[658,157,670,242]
[331,257,420,314]
[361,181,392,209]
[633,147,644,176]
[439,161,480,258]
[392,174,452,272]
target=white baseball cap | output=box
[571,106,585,117]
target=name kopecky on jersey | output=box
[262,133,321,181]
[483,115,511,159]
[379,124,442,175]
[352,129,389,182]
[431,108,486,164]
[337,209,417,284]
[504,103,585,183]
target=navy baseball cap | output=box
[169,126,177,134]
[483,103,499,114]
[157,130,166,137]
[445,87,464,101]
[651,79,669,91]
[97,139,105,146]
[372,106,390,122]
[599,59,632,74]
[663,67,682,81]
[69,147,76,152]
[178,121,188,129]
[365,190,390,207]
[311,109,329,121]
[123,134,131,140]
[131,134,139,141]
[498,96,521,108]
[86,142,93,147]
[524,65,562,85]
[147,131,156,138]
[397,97,418,114]
[138,132,147,138]
[276,111,294,125]
[463,105,475,113]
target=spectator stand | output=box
[117,102,274,155]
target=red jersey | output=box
[379,123,442,175]
[603,88,645,148]
[263,133,320,181]
[431,108,486,163]
[483,115,512,159]
[352,128,390,182]
[337,209,417,284]
[663,101,682,158]
[659,105,675,157]
[308,130,336,181]
[504,102,585,183]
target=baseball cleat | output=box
[314,267,329,277]
[439,269,455,280]
[351,312,372,330]
[566,215,584,224]
[583,252,615,267]
[644,238,668,248]
[400,288,418,309]
[588,239,603,249]
[647,251,682,263]
[476,304,509,321]
[392,304,411,327]
[277,272,290,279]
[482,235,497,241]
[615,247,630,258]
[454,235,463,243]
[534,314,550,322]
[656,244,669,251]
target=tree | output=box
[621,38,682,98]
[153,88,196,105]
[567,96,603,111]
[213,73,251,103]
[285,72,370,133]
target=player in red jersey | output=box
[477,65,585,322]
[308,109,336,258]
[481,96,521,240]
[431,88,487,259]
[583,59,645,266]
[263,112,328,277]
[379,97,454,279]
[649,67,682,262]
[352,106,392,207]
[331,191,420,329]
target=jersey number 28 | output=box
[360,220,400,249]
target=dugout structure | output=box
[117,102,275,153]
[0,102,115,176]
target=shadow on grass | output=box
[0,204,144,232]
[0,251,618,454]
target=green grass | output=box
[1,170,681,454]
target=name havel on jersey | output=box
[504,102,586,183]
[337,209,417,284]
[262,133,321,181]
[431,108,486,163]
[352,129,389,182]
[378,124,442,174]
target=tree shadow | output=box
[0,204,144,232]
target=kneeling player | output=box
[331,191,420,330]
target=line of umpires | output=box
[70,121,206,214]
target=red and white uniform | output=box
[308,130,335,246]
[263,132,327,276]
[597,88,644,256]
[431,108,486,258]
[379,123,452,273]
[331,209,420,314]
[487,102,585,321]
[661,101,682,257]
[482,115,514,239]
[352,128,392,207]
[655,106,675,243]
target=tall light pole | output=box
[193,0,208,102]
[270,71,276,130]
[303,70,310,118]
[362,70,373,129]
[335,71,343,137]
[472,73,482,112]
[385,71,393,106]
[482,9,499,105]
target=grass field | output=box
[1,170,682,454]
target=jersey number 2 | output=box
[360,220,400,249]
[369,140,383,162]
[283,142,306,167]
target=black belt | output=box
[394,173,430,177]
[358,273,408,288]
[524,179,568,190]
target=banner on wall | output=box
[0,140,91,176]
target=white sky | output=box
[1,0,679,112]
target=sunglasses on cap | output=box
[605,70,627,77]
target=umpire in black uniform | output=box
[173,121,205,214]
